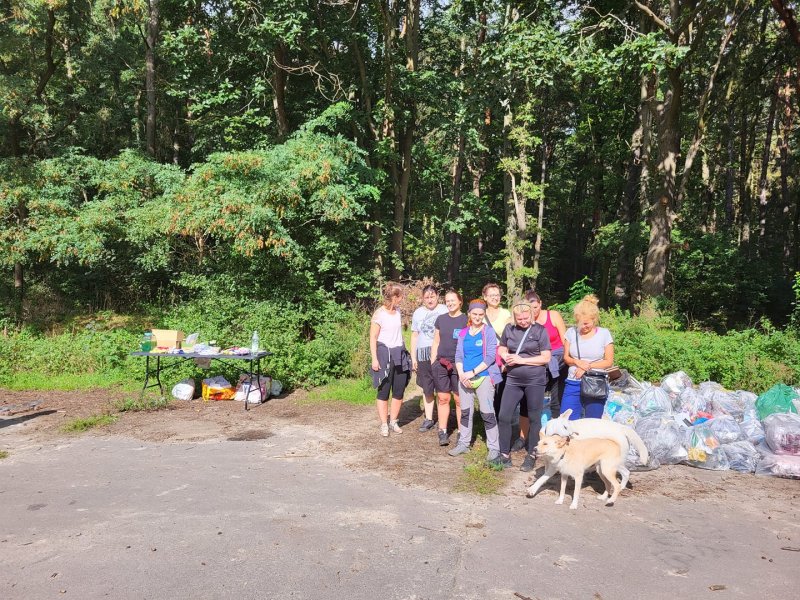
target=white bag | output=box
[234,375,271,404]
[171,378,195,401]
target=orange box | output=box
[151,329,185,349]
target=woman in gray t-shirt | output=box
[560,294,614,420]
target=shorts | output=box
[431,360,459,394]
[416,359,436,396]
[376,365,409,401]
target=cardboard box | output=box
[151,329,185,349]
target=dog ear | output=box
[561,409,572,419]
[556,436,568,448]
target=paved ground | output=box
[2,406,799,600]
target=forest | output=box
[2,1,800,389]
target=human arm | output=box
[551,310,568,347]
[410,331,419,371]
[369,320,381,371]
[431,328,440,363]
[562,330,592,375]
[588,342,614,370]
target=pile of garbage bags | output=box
[603,371,800,478]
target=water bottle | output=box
[250,331,259,355]
[141,331,153,352]
[543,392,552,420]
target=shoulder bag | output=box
[574,328,609,401]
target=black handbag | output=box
[574,329,609,401]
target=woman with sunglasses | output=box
[430,289,468,446]
[449,299,503,461]
[495,302,552,470]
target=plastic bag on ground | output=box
[763,412,800,455]
[698,381,724,400]
[755,383,800,420]
[707,415,744,444]
[721,440,760,473]
[171,378,195,401]
[635,415,687,465]
[755,442,800,479]
[603,391,638,426]
[634,387,673,417]
[675,387,710,417]
[709,390,746,420]
[736,390,757,413]
[685,424,729,470]
[270,379,283,397]
[202,376,235,401]
[740,408,765,445]
[234,375,272,404]
[660,371,693,401]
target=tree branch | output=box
[771,0,800,46]
[634,1,674,37]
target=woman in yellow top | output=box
[482,283,511,416]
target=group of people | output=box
[368,282,615,469]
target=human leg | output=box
[583,396,607,419]
[416,359,436,424]
[449,383,473,456]
[523,384,545,455]
[475,379,499,455]
[560,379,582,420]
[498,384,524,455]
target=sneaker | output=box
[380,423,389,437]
[489,454,512,469]
[390,420,402,434]
[448,444,469,457]
[511,437,527,452]
[486,450,501,463]
[520,453,537,472]
[438,429,449,446]
[418,419,435,432]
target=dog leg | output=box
[526,464,557,498]
[555,474,567,505]
[605,466,621,506]
[595,465,609,500]
[569,472,583,510]
[618,463,630,490]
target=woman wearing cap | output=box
[430,290,468,447]
[410,285,448,432]
[449,299,502,461]
[370,282,411,437]
[513,290,568,449]
[561,294,614,420]
[496,302,552,471]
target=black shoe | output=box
[418,419,435,432]
[438,429,449,446]
[511,437,527,452]
[489,454,512,470]
[520,453,537,472]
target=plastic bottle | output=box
[250,331,259,355]
[141,331,153,352]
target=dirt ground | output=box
[2,384,799,510]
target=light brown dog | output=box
[528,434,623,510]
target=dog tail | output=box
[624,427,649,465]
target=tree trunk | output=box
[145,0,160,157]
[758,80,779,247]
[448,133,466,286]
[642,66,681,299]
[273,42,290,139]
[532,139,549,283]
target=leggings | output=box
[457,378,499,453]
[498,382,545,455]
[560,378,607,419]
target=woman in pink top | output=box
[513,290,567,451]
[370,282,411,437]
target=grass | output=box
[303,377,375,405]
[2,371,135,391]
[115,394,171,412]
[453,438,505,495]
[0,450,9,459]
[61,413,118,432]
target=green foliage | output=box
[606,310,800,393]
[791,272,800,329]
[549,277,596,316]
[115,394,171,412]
[303,377,374,406]
[0,450,9,459]
[61,414,118,432]
[453,438,504,495]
